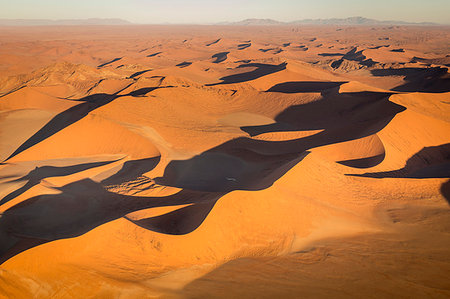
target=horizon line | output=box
[0,16,448,26]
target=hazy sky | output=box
[1,0,449,24]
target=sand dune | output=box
[0,25,449,298]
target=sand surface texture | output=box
[0,25,449,298]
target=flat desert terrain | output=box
[0,25,449,298]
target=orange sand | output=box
[0,25,449,298]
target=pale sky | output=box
[1,0,449,24]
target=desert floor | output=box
[0,25,449,298]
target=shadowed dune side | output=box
[3,85,168,162]
[312,133,387,169]
[3,94,118,161]
[206,38,221,46]
[342,47,366,61]
[411,56,450,67]
[0,179,224,265]
[337,153,386,168]
[176,61,192,68]
[101,157,160,186]
[212,52,230,63]
[349,143,450,179]
[125,200,219,235]
[238,43,251,50]
[0,109,58,160]
[266,81,347,93]
[371,67,450,93]
[330,47,377,68]
[296,45,309,51]
[259,48,283,54]
[128,85,173,97]
[318,53,345,57]
[441,180,450,204]
[97,57,122,68]
[0,159,120,206]
[207,62,287,86]
[147,52,162,57]
[155,149,307,192]
[128,69,152,79]
[242,87,405,143]
[259,48,277,53]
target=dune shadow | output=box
[266,81,346,93]
[410,56,450,67]
[242,86,405,142]
[441,180,450,205]
[155,145,307,192]
[206,39,221,46]
[4,93,119,161]
[370,67,450,93]
[101,157,160,186]
[348,144,450,179]
[337,153,386,169]
[0,179,223,264]
[147,52,162,57]
[176,61,192,68]
[318,53,345,57]
[259,48,277,53]
[238,43,251,50]
[129,69,152,79]
[342,48,366,61]
[3,85,170,162]
[125,200,220,235]
[98,57,122,68]
[0,159,120,206]
[331,48,377,68]
[128,86,171,97]
[207,62,287,86]
[212,52,229,63]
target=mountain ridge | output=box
[0,17,440,26]
[219,17,439,26]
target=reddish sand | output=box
[0,25,449,298]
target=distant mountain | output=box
[291,17,437,25]
[0,18,132,26]
[222,17,438,26]
[218,18,284,26]
[0,17,438,26]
